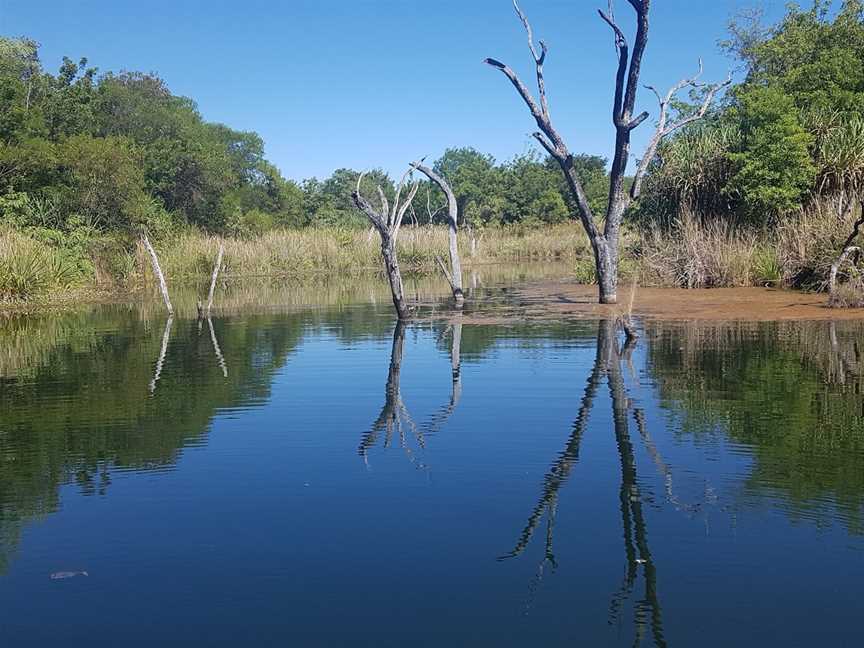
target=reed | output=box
[139,224,593,280]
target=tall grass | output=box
[0,229,81,300]
[777,197,864,289]
[638,200,863,294]
[2,210,862,304]
[639,212,765,288]
[143,224,593,280]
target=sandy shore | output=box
[446,279,864,323]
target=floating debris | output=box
[50,571,88,580]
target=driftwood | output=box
[486,0,729,304]
[141,234,173,315]
[410,161,465,305]
[352,169,420,320]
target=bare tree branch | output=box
[410,161,465,302]
[393,181,420,241]
[631,63,733,199]
[513,0,550,119]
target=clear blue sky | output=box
[1,0,788,181]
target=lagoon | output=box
[1,270,862,646]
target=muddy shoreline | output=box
[441,279,864,324]
[4,275,864,322]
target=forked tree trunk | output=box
[351,169,420,321]
[486,0,729,305]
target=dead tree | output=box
[486,0,730,304]
[410,161,465,305]
[352,169,420,320]
[828,207,864,306]
[141,233,173,315]
[206,242,225,314]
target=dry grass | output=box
[142,224,594,280]
[776,198,862,290]
[638,212,765,288]
[637,200,864,296]
[3,206,863,305]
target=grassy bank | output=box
[147,224,591,279]
[0,223,595,304]
[1,207,861,306]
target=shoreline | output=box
[6,274,864,322]
[445,279,864,323]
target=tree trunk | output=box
[206,243,225,314]
[595,241,618,305]
[447,217,464,304]
[410,162,464,304]
[141,234,173,315]
[381,237,409,320]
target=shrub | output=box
[0,229,81,299]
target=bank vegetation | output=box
[1,1,862,305]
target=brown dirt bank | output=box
[443,279,864,324]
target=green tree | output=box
[432,148,501,226]
[729,0,864,114]
[56,134,153,232]
[304,168,392,227]
[728,86,816,218]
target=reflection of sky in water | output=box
[0,306,862,647]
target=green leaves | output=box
[728,86,816,219]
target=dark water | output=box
[1,278,863,646]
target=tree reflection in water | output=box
[499,320,671,646]
[358,318,464,470]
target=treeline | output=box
[0,39,304,237]
[0,1,863,299]
[2,1,862,237]
[0,36,605,239]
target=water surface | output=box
[1,272,862,646]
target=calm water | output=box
[1,272,863,646]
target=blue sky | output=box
[1,0,788,181]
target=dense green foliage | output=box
[643,0,864,223]
[0,41,305,239]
